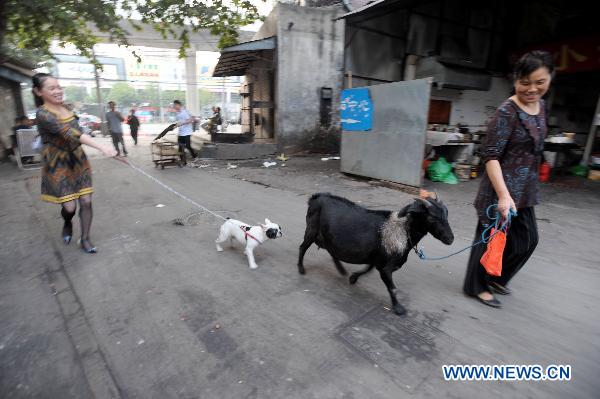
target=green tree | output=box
[139,84,159,106]
[198,89,217,108]
[63,86,88,104]
[84,88,110,105]
[137,85,187,108]
[1,0,262,63]
[163,90,186,105]
[107,83,137,107]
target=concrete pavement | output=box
[1,138,599,398]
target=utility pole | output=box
[221,77,227,130]
[92,48,108,136]
[157,83,164,123]
[581,94,600,167]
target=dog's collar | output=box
[240,225,262,244]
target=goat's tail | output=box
[308,192,328,203]
[306,193,326,224]
[299,194,328,273]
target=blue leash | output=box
[412,204,517,261]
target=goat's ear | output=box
[397,205,410,217]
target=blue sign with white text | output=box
[340,88,373,131]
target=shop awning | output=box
[213,37,276,77]
[336,0,420,21]
[415,57,492,91]
[0,57,36,83]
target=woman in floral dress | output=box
[33,73,116,253]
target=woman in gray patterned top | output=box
[464,51,554,308]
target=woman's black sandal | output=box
[489,282,511,295]
[477,295,502,308]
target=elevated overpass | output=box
[90,20,255,115]
[90,20,254,51]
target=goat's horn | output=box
[416,198,433,208]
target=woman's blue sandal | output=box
[62,223,72,245]
[78,239,97,254]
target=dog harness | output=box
[240,225,262,244]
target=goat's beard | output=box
[381,211,408,255]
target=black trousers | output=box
[177,135,196,161]
[130,127,138,144]
[110,132,127,155]
[463,207,539,296]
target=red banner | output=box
[516,35,600,74]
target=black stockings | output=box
[61,201,76,238]
[78,195,93,249]
[60,195,94,250]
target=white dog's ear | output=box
[265,218,271,224]
[260,223,267,230]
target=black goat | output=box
[297,193,454,315]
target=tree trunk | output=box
[0,0,9,56]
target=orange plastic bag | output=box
[480,228,506,276]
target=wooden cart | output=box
[151,140,181,169]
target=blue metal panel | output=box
[340,87,373,131]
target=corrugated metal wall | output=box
[341,79,431,187]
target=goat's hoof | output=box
[393,304,407,316]
[297,265,306,275]
[349,274,359,285]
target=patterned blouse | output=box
[474,99,547,223]
[37,106,93,203]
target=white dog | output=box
[215,218,283,269]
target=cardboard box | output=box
[588,170,600,181]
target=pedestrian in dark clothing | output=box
[464,51,554,308]
[127,109,140,145]
[8,116,30,156]
[12,116,30,135]
[207,106,222,135]
[106,101,127,156]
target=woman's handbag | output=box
[480,227,506,276]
